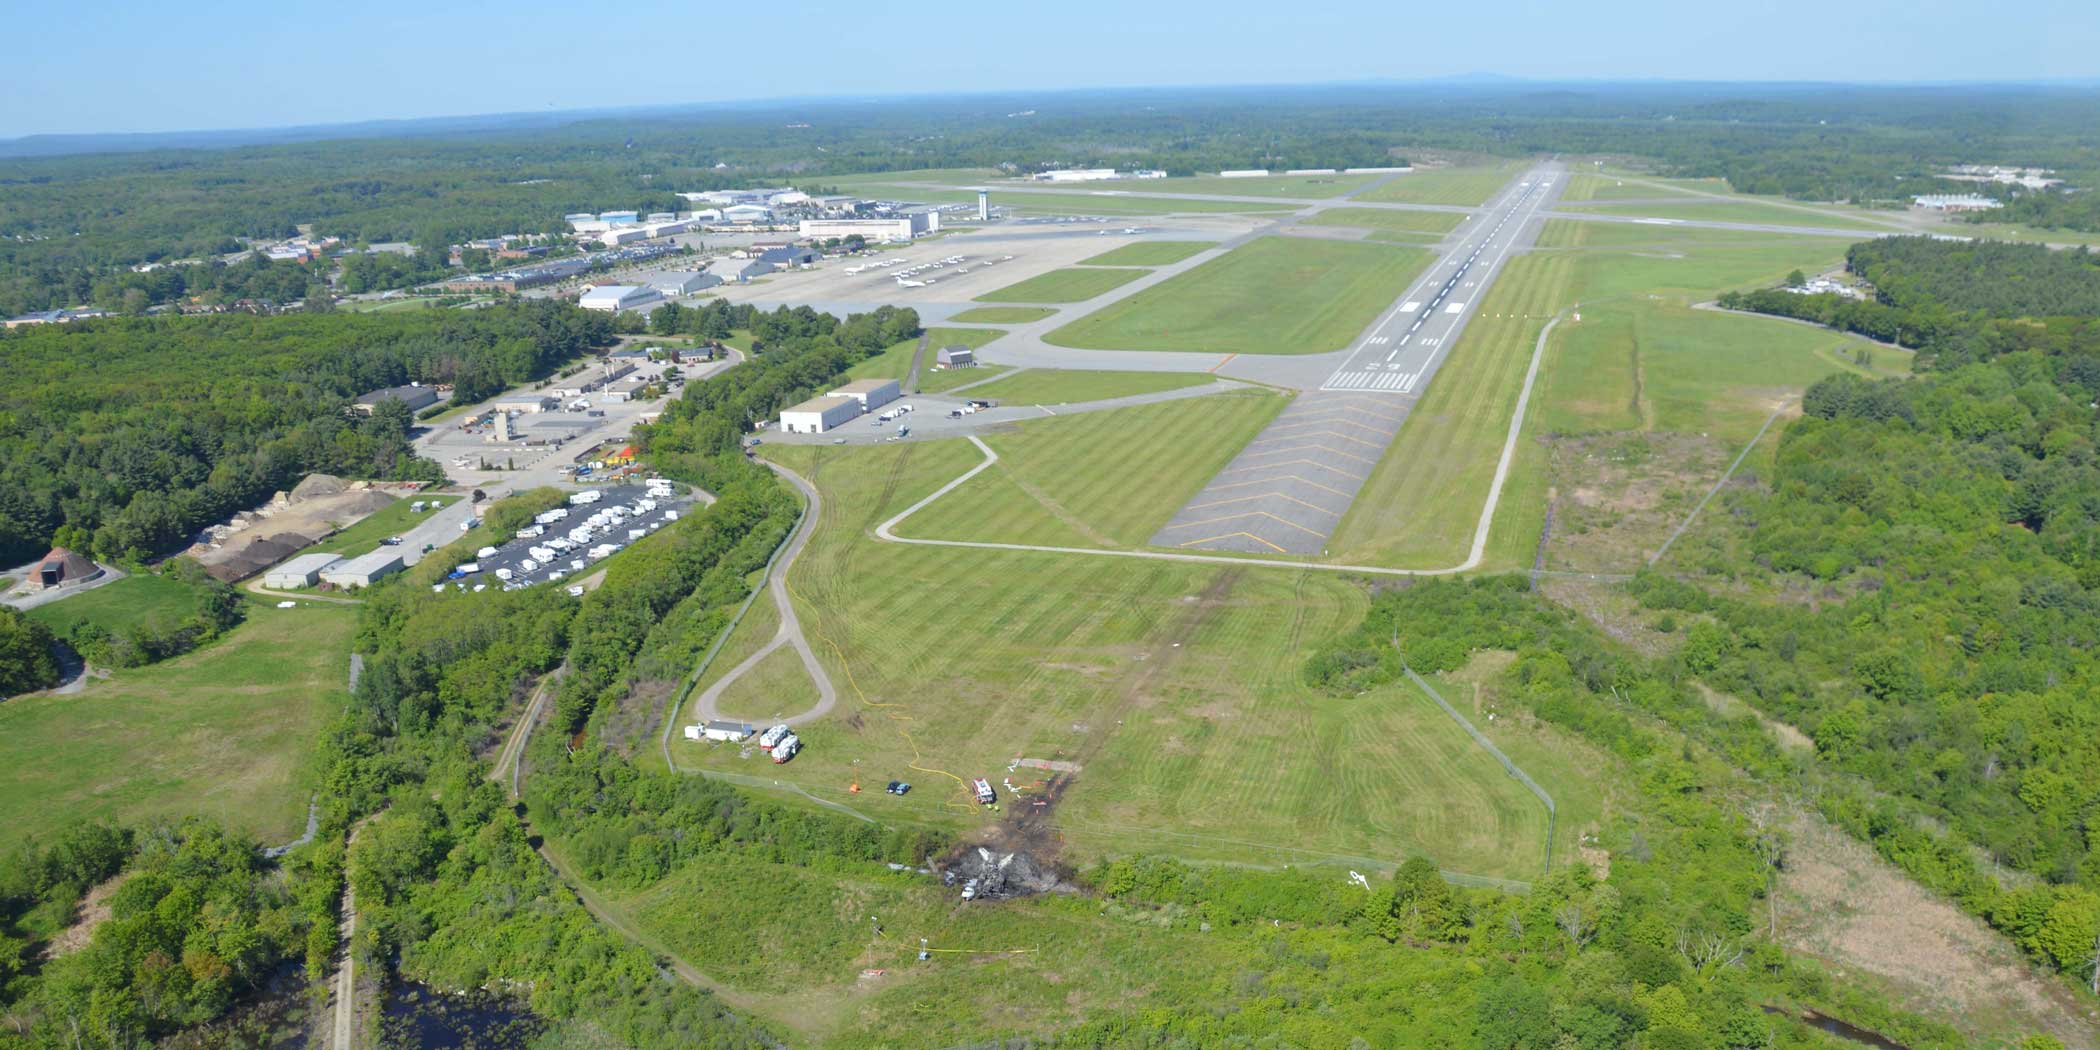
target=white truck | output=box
[476,546,500,559]
[771,735,800,763]
[759,724,792,750]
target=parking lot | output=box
[439,483,698,593]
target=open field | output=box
[1353,164,1520,206]
[973,267,1149,303]
[960,369,1217,405]
[342,296,447,313]
[1326,224,1850,569]
[668,420,1598,881]
[0,601,347,848]
[1535,300,1897,443]
[1302,207,1465,239]
[902,389,1288,549]
[1144,172,1380,198]
[1560,199,1894,231]
[945,306,1057,324]
[1076,241,1213,266]
[1046,237,1432,355]
[25,573,196,637]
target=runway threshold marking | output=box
[1174,531,1288,554]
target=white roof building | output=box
[579,285,663,312]
[828,378,901,411]
[779,395,861,434]
[320,549,404,589]
[264,552,343,590]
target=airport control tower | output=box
[976,188,990,221]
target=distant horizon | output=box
[6,73,2100,149]
[4,0,2095,141]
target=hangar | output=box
[779,395,861,434]
[829,378,900,412]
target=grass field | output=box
[1353,164,1520,206]
[945,306,1057,324]
[711,644,819,724]
[669,426,1597,883]
[1147,173,1380,198]
[1559,200,1895,231]
[25,573,197,636]
[1046,237,1432,355]
[1326,223,1852,569]
[0,601,348,848]
[1302,207,1464,240]
[1535,300,1895,443]
[902,389,1286,549]
[1558,171,1736,203]
[1075,241,1214,266]
[846,328,1010,393]
[973,267,1149,304]
[959,369,1216,405]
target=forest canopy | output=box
[0,301,611,563]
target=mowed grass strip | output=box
[946,306,1057,324]
[975,267,1149,304]
[1076,241,1214,266]
[901,388,1288,548]
[1327,252,1574,570]
[1304,207,1464,238]
[1355,164,1520,206]
[0,602,349,848]
[1046,237,1432,355]
[680,436,1592,883]
[961,369,1215,405]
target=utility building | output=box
[353,384,439,415]
[320,549,404,589]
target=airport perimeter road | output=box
[1319,162,1566,392]
[687,460,837,729]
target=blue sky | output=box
[1,0,2095,138]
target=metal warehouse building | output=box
[265,553,344,590]
[320,550,405,589]
[779,395,861,434]
[829,378,901,412]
